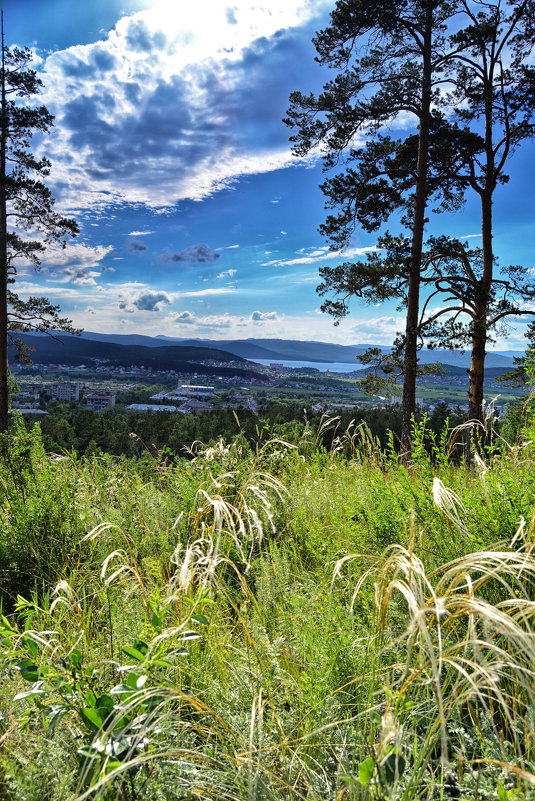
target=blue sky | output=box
[6,0,535,347]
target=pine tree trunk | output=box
[466,54,495,458]
[467,307,487,424]
[466,189,492,458]
[0,27,8,435]
[401,6,433,457]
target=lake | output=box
[252,359,362,373]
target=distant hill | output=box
[71,332,519,370]
[25,330,520,371]
[8,334,263,380]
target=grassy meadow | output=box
[1,411,535,799]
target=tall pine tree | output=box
[0,15,78,432]
[447,0,535,426]
[285,0,461,454]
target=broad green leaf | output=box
[167,647,189,657]
[84,689,97,708]
[96,694,114,712]
[358,757,375,785]
[122,646,146,662]
[17,661,40,682]
[110,683,134,696]
[68,649,83,669]
[150,611,163,630]
[382,752,406,784]
[80,707,105,732]
[178,630,201,641]
[191,614,209,626]
[125,673,142,690]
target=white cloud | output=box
[262,245,379,268]
[180,288,235,297]
[251,310,278,321]
[167,310,237,329]
[172,310,196,324]
[34,242,113,273]
[128,230,156,236]
[351,316,406,341]
[216,269,237,279]
[36,0,331,212]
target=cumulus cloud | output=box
[251,310,279,321]
[36,1,333,211]
[33,242,113,273]
[216,269,237,279]
[22,241,114,288]
[133,291,172,311]
[174,310,197,324]
[85,306,97,315]
[162,244,221,264]
[127,239,148,252]
[167,310,239,329]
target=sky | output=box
[5,0,535,348]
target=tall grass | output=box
[1,417,535,798]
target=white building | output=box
[178,384,215,396]
[126,404,187,413]
[52,382,80,401]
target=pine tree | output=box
[0,15,78,432]
[446,0,535,426]
[285,0,461,454]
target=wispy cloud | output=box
[180,288,235,297]
[262,245,379,268]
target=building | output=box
[52,382,80,402]
[126,403,187,413]
[178,384,215,396]
[16,383,43,401]
[10,408,48,416]
[179,399,213,412]
[86,391,116,410]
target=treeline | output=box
[22,402,470,459]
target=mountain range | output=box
[8,334,262,380]
[11,331,523,372]
[71,332,521,369]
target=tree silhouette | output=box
[285,0,461,454]
[0,15,78,432]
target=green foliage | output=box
[0,417,85,605]
[1,418,535,799]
